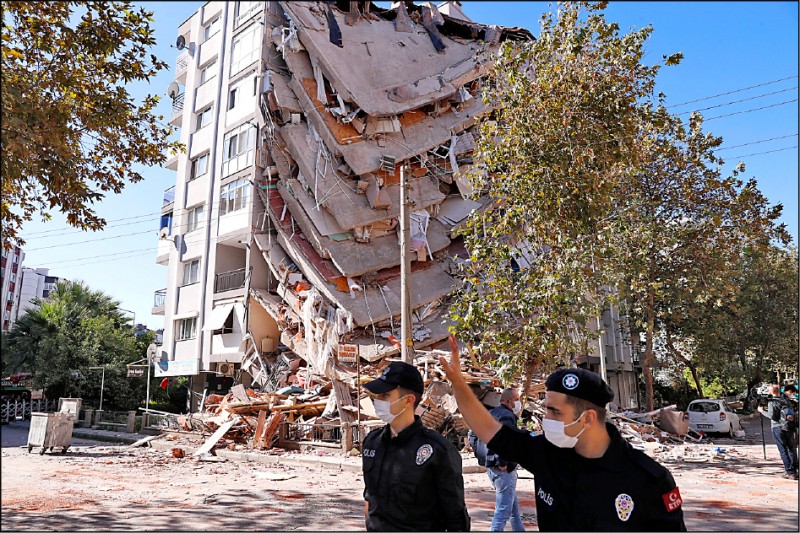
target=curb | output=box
[72,431,143,445]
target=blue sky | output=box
[16,2,799,329]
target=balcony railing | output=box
[214,268,246,293]
[153,289,167,308]
[175,51,189,81]
[171,92,184,117]
[162,186,175,207]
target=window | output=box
[221,123,255,176]
[220,179,251,215]
[228,87,239,111]
[230,24,259,75]
[235,1,260,26]
[182,259,200,285]
[10,273,15,283]
[186,205,204,232]
[190,153,209,179]
[6,292,13,302]
[204,17,221,41]
[196,107,213,131]
[175,317,197,341]
[12,254,18,263]
[199,59,217,85]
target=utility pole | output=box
[399,164,414,363]
[89,366,106,411]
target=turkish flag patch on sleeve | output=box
[662,487,682,512]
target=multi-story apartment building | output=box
[16,268,62,318]
[154,1,641,409]
[0,245,25,331]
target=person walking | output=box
[759,384,798,480]
[485,387,526,531]
[361,361,471,531]
[440,334,687,531]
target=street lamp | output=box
[88,366,106,411]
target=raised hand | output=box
[439,333,463,384]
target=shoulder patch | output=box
[416,444,433,465]
[662,487,682,512]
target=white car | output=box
[684,399,743,437]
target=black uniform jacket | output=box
[362,417,470,531]
[487,422,687,531]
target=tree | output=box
[450,2,678,381]
[2,280,151,410]
[1,1,182,249]
[611,110,788,410]
[687,245,798,408]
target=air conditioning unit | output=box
[217,362,235,376]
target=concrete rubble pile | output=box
[186,349,505,453]
[241,1,533,396]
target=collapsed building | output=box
[153,2,641,449]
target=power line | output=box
[22,211,161,237]
[716,133,798,151]
[729,145,798,159]
[675,86,797,116]
[703,98,798,122]
[667,75,798,108]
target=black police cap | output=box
[545,367,614,407]
[363,361,424,395]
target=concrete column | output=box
[94,409,104,428]
[126,411,136,433]
[83,408,93,428]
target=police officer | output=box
[441,335,687,531]
[361,361,471,531]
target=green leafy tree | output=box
[3,280,152,409]
[1,1,182,249]
[687,246,798,407]
[450,2,679,384]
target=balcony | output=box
[152,288,167,315]
[214,268,247,293]
[174,51,190,84]
[170,92,184,127]
[165,152,179,171]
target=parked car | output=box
[683,399,743,437]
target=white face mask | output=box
[542,412,587,448]
[513,400,523,414]
[373,396,408,424]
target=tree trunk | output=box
[643,286,656,412]
[665,330,703,397]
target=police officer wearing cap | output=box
[441,335,687,531]
[361,360,471,531]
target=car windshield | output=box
[689,401,721,413]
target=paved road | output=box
[2,417,797,531]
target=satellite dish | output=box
[176,35,186,50]
[167,82,180,99]
[146,343,158,362]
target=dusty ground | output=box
[1,416,797,531]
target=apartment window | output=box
[199,59,217,85]
[230,24,259,76]
[182,259,200,286]
[204,17,221,41]
[186,205,204,233]
[228,86,239,111]
[221,123,255,177]
[196,106,213,131]
[9,273,15,283]
[220,178,251,215]
[235,1,260,26]
[190,153,209,179]
[175,317,197,341]
[6,292,13,302]
[12,254,18,263]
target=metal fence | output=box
[1,398,58,423]
[281,421,362,447]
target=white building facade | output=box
[0,245,25,332]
